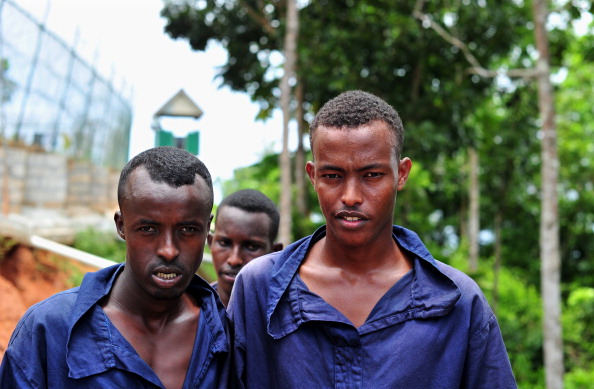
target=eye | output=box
[322,173,341,179]
[217,238,231,247]
[365,172,383,178]
[180,226,199,234]
[245,242,264,252]
[139,226,156,233]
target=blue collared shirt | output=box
[0,264,229,388]
[228,225,517,388]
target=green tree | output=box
[161,0,537,252]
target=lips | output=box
[219,269,239,283]
[151,266,184,288]
[336,210,367,221]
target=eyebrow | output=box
[137,218,158,225]
[137,219,201,226]
[319,163,387,172]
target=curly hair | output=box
[309,90,404,159]
[118,146,214,208]
[217,189,280,242]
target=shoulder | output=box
[238,232,315,284]
[433,260,495,331]
[7,287,79,349]
[434,260,483,295]
[232,252,280,299]
[19,287,79,325]
[228,250,289,313]
[239,251,280,279]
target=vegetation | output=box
[73,227,127,263]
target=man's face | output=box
[115,167,212,300]
[208,206,275,296]
[306,121,411,248]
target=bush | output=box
[73,227,126,262]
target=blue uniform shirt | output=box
[228,226,517,388]
[0,264,229,388]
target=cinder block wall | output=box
[0,148,28,213]
[25,152,68,207]
[0,146,119,213]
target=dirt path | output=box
[0,244,97,360]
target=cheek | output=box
[212,251,229,270]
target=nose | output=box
[227,246,245,267]
[157,232,179,261]
[341,177,363,207]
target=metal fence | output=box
[0,0,132,169]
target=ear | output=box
[305,161,316,186]
[397,157,412,191]
[207,231,213,247]
[114,211,125,240]
[272,242,283,252]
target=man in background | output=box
[208,188,282,307]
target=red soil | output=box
[0,244,97,361]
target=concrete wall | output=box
[0,146,119,213]
[0,148,28,213]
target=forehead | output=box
[312,121,397,161]
[215,206,272,236]
[121,167,211,214]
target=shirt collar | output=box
[266,226,461,339]
[65,264,228,379]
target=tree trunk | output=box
[295,82,307,216]
[492,209,503,315]
[278,0,298,245]
[532,0,564,387]
[468,146,479,272]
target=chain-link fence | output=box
[0,0,132,169]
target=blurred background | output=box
[1,1,593,388]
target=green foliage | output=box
[0,235,17,263]
[197,260,217,283]
[445,249,545,387]
[49,253,87,288]
[73,227,126,263]
[0,57,17,103]
[565,368,594,389]
[556,35,594,289]
[563,288,594,374]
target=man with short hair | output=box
[0,146,229,388]
[208,188,282,307]
[228,90,517,388]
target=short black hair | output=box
[216,189,280,242]
[309,90,404,159]
[118,146,214,208]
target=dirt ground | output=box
[0,244,97,361]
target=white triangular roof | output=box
[154,89,203,119]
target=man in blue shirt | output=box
[228,90,517,388]
[208,189,282,307]
[0,146,229,388]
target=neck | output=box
[317,232,406,275]
[106,271,188,325]
[217,287,230,308]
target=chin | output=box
[152,289,184,300]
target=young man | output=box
[228,91,517,388]
[208,189,282,307]
[0,146,229,388]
